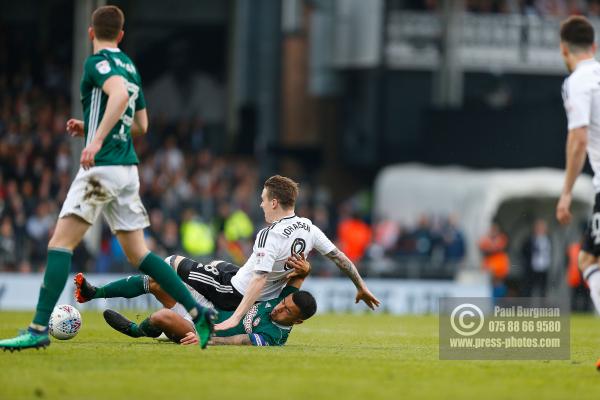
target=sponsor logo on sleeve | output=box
[96,60,111,74]
[243,304,260,333]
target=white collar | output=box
[574,57,596,71]
[271,320,292,331]
[273,214,296,224]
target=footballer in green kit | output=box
[80,46,143,166]
[207,285,308,346]
[0,5,214,352]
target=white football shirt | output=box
[562,58,600,191]
[231,214,336,301]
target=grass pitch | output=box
[1,311,600,400]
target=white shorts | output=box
[59,165,150,233]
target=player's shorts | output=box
[582,193,600,256]
[59,165,149,233]
[175,257,243,311]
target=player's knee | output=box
[150,310,172,329]
[578,250,597,272]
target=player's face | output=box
[560,42,573,72]
[260,188,275,223]
[270,295,303,325]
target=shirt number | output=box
[114,79,139,141]
[591,213,600,245]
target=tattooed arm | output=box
[325,248,381,310]
[325,248,363,288]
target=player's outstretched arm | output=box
[325,248,380,310]
[214,271,268,331]
[557,126,588,225]
[210,335,252,346]
[130,109,148,137]
[180,332,252,346]
[80,76,129,169]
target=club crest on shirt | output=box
[96,60,111,74]
[253,318,261,327]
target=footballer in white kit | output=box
[230,214,336,301]
[557,16,600,314]
[167,175,381,332]
[170,215,334,309]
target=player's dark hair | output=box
[264,175,299,210]
[92,5,124,41]
[560,16,595,52]
[292,290,317,320]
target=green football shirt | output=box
[214,286,299,346]
[80,48,146,166]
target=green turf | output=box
[1,311,600,400]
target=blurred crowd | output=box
[362,214,466,278]
[0,38,473,278]
[0,64,337,274]
[478,219,590,310]
[0,55,72,273]
[405,0,600,16]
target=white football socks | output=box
[584,265,600,315]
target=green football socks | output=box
[136,317,162,338]
[32,248,73,327]
[138,252,199,318]
[95,275,148,299]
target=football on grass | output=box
[49,304,82,340]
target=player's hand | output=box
[214,317,239,332]
[80,140,102,170]
[355,286,380,310]
[66,118,84,137]
[180,332,199,346]
[286,252,310,278]
[556,192,572,225]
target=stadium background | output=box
[5,2,600,400]
[0,0,598,312]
